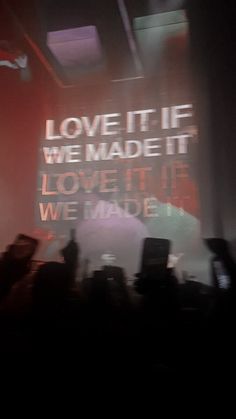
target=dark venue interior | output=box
[0,0,236,394]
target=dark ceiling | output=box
[0,0,187,85]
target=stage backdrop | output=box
[35,8,210,281]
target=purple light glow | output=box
[47,26,103,69]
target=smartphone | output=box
[213,259,231,290]
[140,238,171,278]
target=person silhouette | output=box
[60,229,80,283]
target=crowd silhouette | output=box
[0,231,235,383]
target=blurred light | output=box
[47,26,103,80]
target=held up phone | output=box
[204,238,232,290]
[140,238,171,278]
[213,259,231,290]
